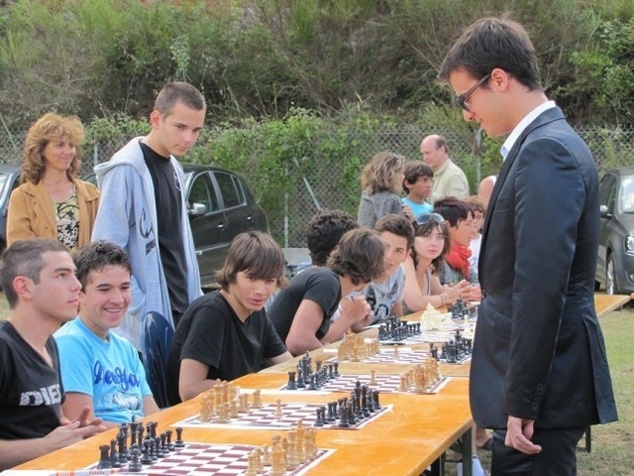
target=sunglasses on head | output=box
[414,212,445,225]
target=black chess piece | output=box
[117,427,128,463]
[97,444,112,469]
[326,402,336,422]
[314,407,324,427]
[333,361,340,377]
[296,368,305,389]
[372,389,381,410]
[166,429,174,450]
[287,370,297,390]
[128,446,143,472]
[141,439,153,465]
[110,438,121,468]
[174,427,185,448]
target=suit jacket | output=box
[470,107,618,430]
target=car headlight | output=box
[626,234,634,256]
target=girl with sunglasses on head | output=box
[357,150,411,228]
[402,213,470,313]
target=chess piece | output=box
[97,444,112,469]
[174,427,185,448]
[261,444,272,466]
[393,345,399,360]
[244,451,258,476]
[141,439,153,465]
[269,442,286,476]
[238,393,249,412]
[287,370,298,390]
[109,438,121,468]
[252,389,262,408]
[369,370,377,385]
[286,429,300,469]
[274,399,284,419]
[128,446,143,472]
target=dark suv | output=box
[596,166,634,294]
[1,163,268,287]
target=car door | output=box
[598,173,617,279]
[212,171,261,238]
[186,170,230,286]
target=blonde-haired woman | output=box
[7,112,99,251]
[357,150,408,228]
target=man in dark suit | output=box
[439,18,618,475]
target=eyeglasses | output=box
[456,73,491,111]
[414,212,445,225]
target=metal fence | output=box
[1,123,633,248]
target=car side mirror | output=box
[599,204,611,218]
[188,202,207,217]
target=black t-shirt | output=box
[166,291,287,405]
[0,321,64,440]
[141,143,189,323]
[267,267,342,344]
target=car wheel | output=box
[606,255,617,295]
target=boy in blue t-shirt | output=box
[55,241,159,427]
[402,160,434,217]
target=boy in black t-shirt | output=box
[0,239,106,471]
[167,231,292,404]
[268,227,386,356]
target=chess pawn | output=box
[399,374,407,392]
[305,428,318,459]
[369,370,377,386]
[230,399,239,418]
[393,346,399,360]
[261,444,272,466]
[274,399,283,419]
[238,393,249,413]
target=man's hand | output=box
[43,418,107,453]
[340,296,372,325]
[505,416,542,454]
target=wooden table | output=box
[594,293,630,316]
[12,374,473,476]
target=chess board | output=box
[81,442,333,475]
[379,328,471,345]
[282,374,451,395]
[331,350,470,365]
[177,402,392,431]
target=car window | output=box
[620,175,634,213]
[214,172,245,209]
[188,173,219,213]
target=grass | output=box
[1,296,632,474]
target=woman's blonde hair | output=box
[361,150,405,195]
[21,112,84,184]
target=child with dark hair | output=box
[55,241,159,426]
[306,209,359,266]
[402,161,434,219]
[268,228,386,356]
[167,231,292,404]
[349,214,414,325]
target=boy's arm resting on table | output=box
[178,358,217,402]
[61,392,118,429]
[0,409,107,471]
[326,296,372,338]
[264,351,293,367]
[285,299,328,356]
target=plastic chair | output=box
[141,311,174,409]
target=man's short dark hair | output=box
[434,135,449,154]
[439,17,542,91]
[216,231,285,290]
[433,196,471,227]
[402,161,433,193]
[1,238,68,309]
[73,241,132,289]
[327,228,386,285]
[375,214,415,250]
[307,209,359,266]
[154,81,206,116]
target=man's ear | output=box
[13,276,34,302]
[149,109,162,128]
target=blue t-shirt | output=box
[402,197,433,219]
[54,318,152,424]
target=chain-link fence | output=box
[1,123,632,248]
